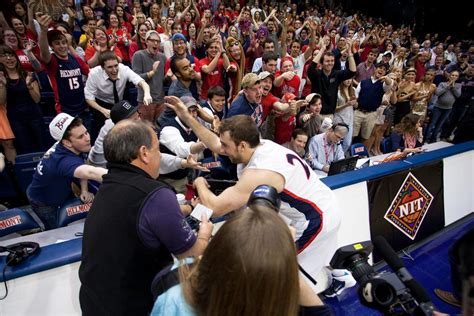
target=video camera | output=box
[330,236,437,315]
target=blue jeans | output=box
[425,107,452,143]
[27,189,58,230]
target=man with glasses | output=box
[306,123,349,174]
[132,30,167,123]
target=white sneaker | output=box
[321,271,357,297]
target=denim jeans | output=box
[425,107,452,143]
[27,189,58,230]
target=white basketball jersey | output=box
[238,140,341,252]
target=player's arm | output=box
[165,96,222,154]
[194,169,285,217]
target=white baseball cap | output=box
[49,113,75,141]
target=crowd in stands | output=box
[0,0,472,176]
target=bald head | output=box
[104,120,155,164]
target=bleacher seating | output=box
[14,152,44,195]
[350,143,369,158]
[0,208,42,238]
[56,198,92,228]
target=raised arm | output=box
[37,13,53,64]
[165,96,222,154]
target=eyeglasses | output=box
[0,53,15,59]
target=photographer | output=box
[151,204,333,316]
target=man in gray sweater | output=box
[425,70,462,143]
[132,30,167,123]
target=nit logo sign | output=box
[384,172,433,240]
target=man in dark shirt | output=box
[27,113,107,230]
[307,38,356,117]
[226,73,263,127]
[79,120,212,316]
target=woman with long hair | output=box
[106,13,132,66]
[225,37,246,103]
[2,28,42,72]
[334,78,357,152]
[115,5,133,35]
[411,68,436,119]
[393,67,417,124]
[389,113,424,154]
[8,16,40,58]
[186,23,198,55]
[85,27,123,67]
[129,23,148,58]
[151,204,329,316]
[0,45,43,154]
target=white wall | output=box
[0,262,81,316]
[443,151,474,225]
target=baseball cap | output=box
[305,93,321,104]
[145,30,160,41]
[258,71,274,81]
[171,33,187,42]
[49,113,75,141]
[180,96,199,108]
[110,100,139,124]
[375,62,390,71]
[241,73,260,89]
[383,51,393,57]
[47,29,66,46]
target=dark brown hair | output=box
[218,115,260,148]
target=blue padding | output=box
[322,141,474,189]
[0,208,41,237]
[57,198,91,228]
[0,238,82,282]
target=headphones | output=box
[247,185,281,211]
[0,242,40,266]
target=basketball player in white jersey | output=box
[165,96,342,282]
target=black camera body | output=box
[330,239,436,315]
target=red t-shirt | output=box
[273,72,300,99]
[85,45,124,63]
[16,49,42,72]
[19,29,40,59]
[199,57,224,100]
[261,92,280,122]
[106,28,131,62]
[414,59,427,83]
[275,116,296,144]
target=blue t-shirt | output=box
[27,143,86,206]
[225,94,263,127]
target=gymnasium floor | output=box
[324,213,474,315]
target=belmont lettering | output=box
[0,215,22,230]
[66,203,91,216]
[399,197,423,218]
[59,68,82,78]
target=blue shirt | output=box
[27,143,86,206]
[225,94,263,127]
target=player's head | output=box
[218,115,260,164]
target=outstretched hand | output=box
[164,95,193,121]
